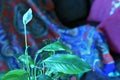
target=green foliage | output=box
[37,74,53,80]
[0,73,5,80]
[18,73,29,80]
[18,54,33,65]
[2,8,92,80]
[42,54,91,74]
[34,41,72,62]
[37,41,72,53]
[2,69,27,80]
[37,51,53,65]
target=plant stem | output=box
[34,67,37,80]
[31,67,34,80]
[24,23,28,55]
[24,23,30,79]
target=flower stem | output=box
[24,23,28,55]
[24,23,30,78]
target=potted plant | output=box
[1,8,91,80]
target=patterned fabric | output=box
[0,0,119,77]
[0,0,58,71]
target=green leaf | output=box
[0,73,5,80]
[13,54,22,59]
[37,41,72,54]
[37,52,53,65]
[34,41,72,63]
[19,73,29,80]
[37,74,53,80]
[2,69,27,80]
[42,54,91,74]
[35,41,72,62]
[23,8,33,24]
[18,55,33,65]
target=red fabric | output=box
[41,0,54,11]
[102,53,114,63]
[0,61,8,72]
[87,0,118,22]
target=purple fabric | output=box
[98,8,120,54]
[87,0,120,22]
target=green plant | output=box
[1,8,91,80]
